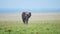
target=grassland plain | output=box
[0,13,60,34]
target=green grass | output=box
[0,20,60,34]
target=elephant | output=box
[22,11,31,24]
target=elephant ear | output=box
[22,12,25,18]
[28,12,31,18]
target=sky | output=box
[0,0,60,9]
[0,0,60,14]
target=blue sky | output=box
[0,0,60,9]
[0,0,60,14]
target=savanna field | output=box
[0,13,60,34]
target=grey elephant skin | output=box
[22,11,31,24]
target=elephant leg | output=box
[26,19,28,24]
[25,18,29,24]
[22,18,25,24]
